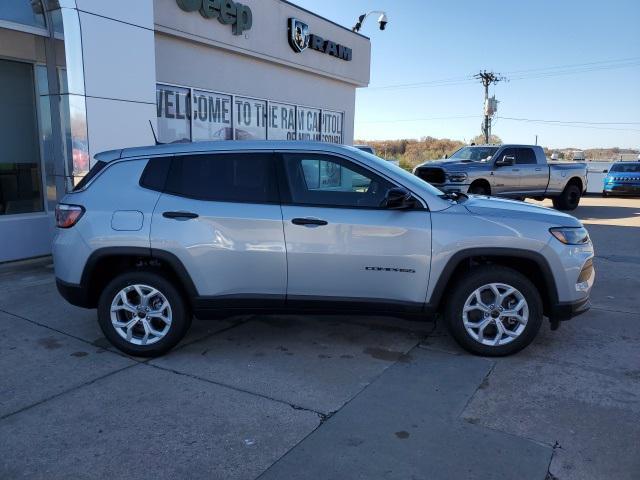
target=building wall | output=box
[153,0,370,144]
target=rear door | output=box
[277,151,431,310]
[491,148,522,195]
[150,152,286,303]
[516,147,548,194]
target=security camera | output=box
[352,11,388,32]
[378,13,388,30]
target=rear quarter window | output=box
[73,161,107,191]
[139,157,172,192]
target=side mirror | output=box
[495,155,515,167]
[381,187,418,210]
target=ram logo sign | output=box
[287,18,352,61]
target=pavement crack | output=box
[144,361,326,417]
[0,363,138,421]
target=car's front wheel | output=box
[98,271,191,357]
[444,266,543,356]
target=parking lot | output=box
[1,195,639,480]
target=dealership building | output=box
[0,0,371,262]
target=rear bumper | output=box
[549,297,591,321]
[56,278,93,309]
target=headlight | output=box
[549,227,590,245]
[447,172,468,183]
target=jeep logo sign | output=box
[288,18,352,61]
[176,0,252,35]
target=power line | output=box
[359,114,479,124]
[497,116,640,132]
[498,116,640,125]
[364,57,640,92]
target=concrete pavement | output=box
[1,195,639,479]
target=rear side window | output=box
[140,157,172,192]
[516,148,537,165]
[73,161,107,191]
[165,153,278,203]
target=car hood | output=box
[463,195,582,227]
[417,160,490,171]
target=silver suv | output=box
[53,141,594,357]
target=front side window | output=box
[165,153,278,203]
[282,153,394,208]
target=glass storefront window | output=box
[321,110,344,144]
[267,102,296,140]
[0,0,46,29]
[233,97,267,140]
[0,59,44,215]
[296,106,322,141]
[155,83,343,145]
[156,84,191,143]
[192,90,232,141]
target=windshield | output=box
[449,146,499,162]
[609,163,640,173]
[349,148,445,197]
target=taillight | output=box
[55,204,85,228]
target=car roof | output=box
[95,141,363,162]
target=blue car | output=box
[603,162,640,196]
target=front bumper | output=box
[549,297,591,321]
[603,183,640,195]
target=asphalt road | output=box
[1,195,639,479]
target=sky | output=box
[292,0,640,149]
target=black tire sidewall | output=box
[556,184,581,210]
[445,266,543,356]
[469,184,489,195]
[97,271,191,357]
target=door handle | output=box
[162,211,199,220]
[291,217,328,226]
[512,169,520,172]
[535,168,542,171]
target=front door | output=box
[278,152,432,310]
[150,152,286,303]
[490,147,522,196]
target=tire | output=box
[444,266,543,356]
[552,183,581,211]
[602,191,609,197]
[468,183,490,196]
[97,271,191,357]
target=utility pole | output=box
[473,71,506,143]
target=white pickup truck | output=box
[414,144,588,210]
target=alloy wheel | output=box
[110,284,172,346]
[462,283,529,346]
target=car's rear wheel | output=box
[552,183,581,210]
[444,266,543,356]
[98,271,191,357]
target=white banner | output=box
[296,106,321,141]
